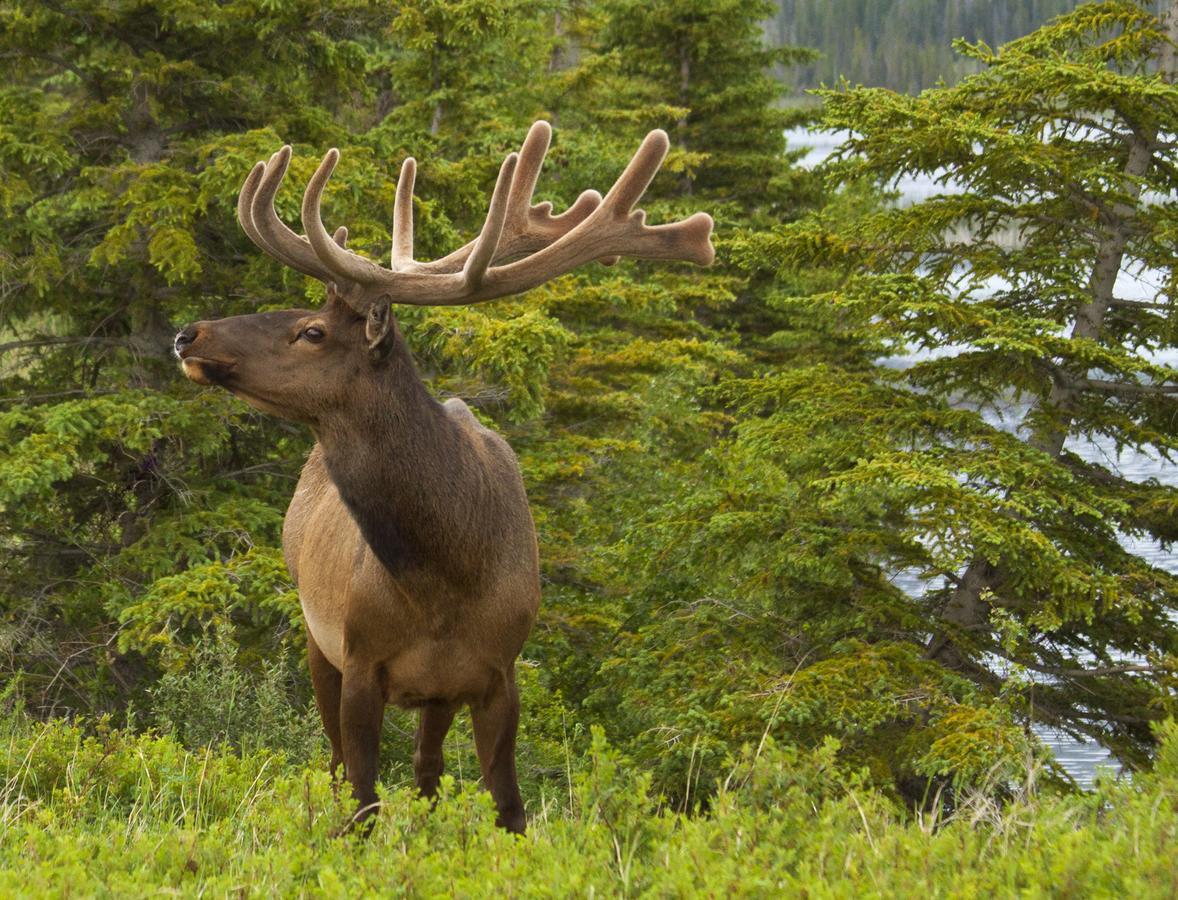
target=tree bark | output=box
[126,81,165,164]
[429,49,443,136]
[118,80,177,390]
[547,11,566,129]
[548,10,564,74]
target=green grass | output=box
[4,712,1178,897]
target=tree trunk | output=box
[126,81,164,164]
[429,49,443,136]
[547,11,566,129]
[549,11,564,73]
[677,42,693,196]
[928,1,1178,668]
[127,301,179,389]
[120,81,177,390]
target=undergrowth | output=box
[2,704,1178,897]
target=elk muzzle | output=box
[173,324,197,355]
[174,321,238,386]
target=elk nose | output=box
[173,324,200,358]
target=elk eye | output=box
[300,326,325,343]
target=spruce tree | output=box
[746,0,1178,768]
[596,0,815,212]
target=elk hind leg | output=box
[471,667,526,834]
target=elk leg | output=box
[470,667,526,834]
[306,630,344,780]
[414,700,456,800]
[339,659,385,829]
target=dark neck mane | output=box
[314,323,489,587]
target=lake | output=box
[784,127,1177,787]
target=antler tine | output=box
[592,128,706,267]
[499,121,603,259]
[301,148,393,288]
[591,127,713,266]
[237,157,324,278]
[602,129,669,216]
[464,152,519,288]
[236,162,270,251]
[246,147,337,281]
[391,158,416,268]
[496,120,558,256]
[506,121,550,218]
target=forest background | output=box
[770,0,1093,93]
[1,0,1177,893]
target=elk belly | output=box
[300,586,347,670]
[289,487,362,672]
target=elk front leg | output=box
[471,667,526,834]
[339,658,385,830]
[414,700,456,800]
[306,630,343,780]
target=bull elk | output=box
[174,121,714,833]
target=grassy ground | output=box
[3,710,1178,898]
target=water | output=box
[785,127,1176,786]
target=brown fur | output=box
[177,293,538,833]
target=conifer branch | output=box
[1046,663,1162,677]
[0,50,87,82]
[1108,298,1171,311]
[0,336,125,356]
[991,646,1166,678]
[1082,378,1178,397]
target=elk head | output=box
[175,121,715,423]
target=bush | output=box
[148,629,322,764]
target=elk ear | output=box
[366,298,397,362]
[324,281,346,311]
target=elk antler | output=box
[236,121,714,310]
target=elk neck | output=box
[312,319,491,590]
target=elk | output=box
[174,121,714,833]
